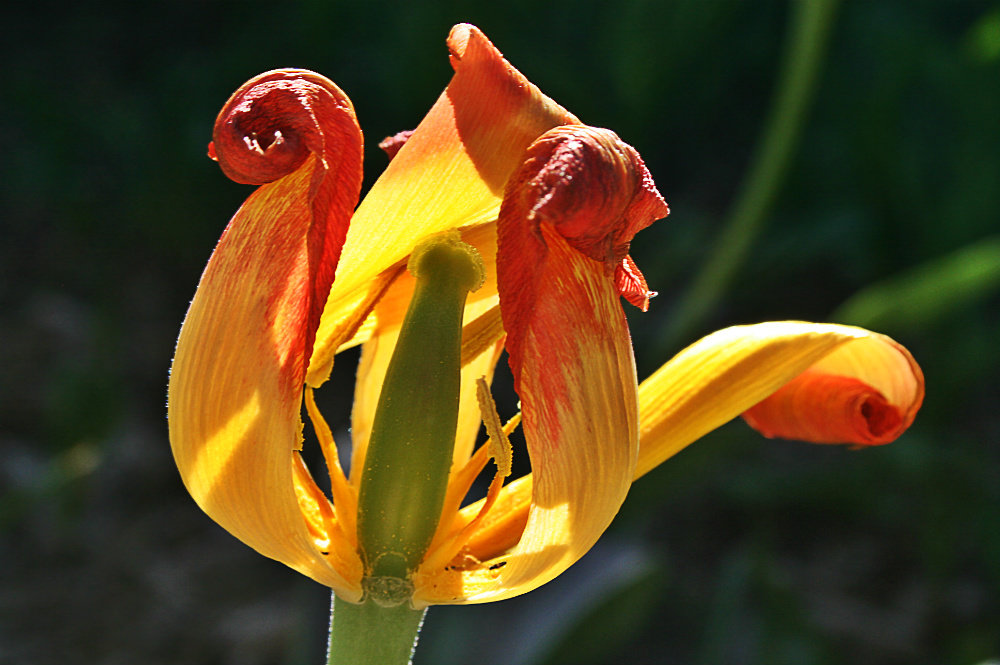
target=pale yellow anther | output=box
[476,376,512,478]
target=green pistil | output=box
[355,232,484,605]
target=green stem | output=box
[660,0,840,352]
[327,592,426,665]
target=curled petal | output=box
[742,337,923,445]
[410,127,668,605]
[500,125,668,377]
[308,24,579,386]
[416,228,639,605]
[635,322,925,479]
[169,70,364,597]
[210,68,364,334]
[502,125,668,265]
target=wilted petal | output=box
[742,335,923,445]
[307,24,579,386]
[169,70,365,597]
[414,126,668,605]
[635,322,925,479]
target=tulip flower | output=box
[168,24,924,664]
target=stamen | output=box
[292,451,364,576]
[475,377,512,478]
[460,304,505,367]
[419,404,521,574]
[291,451,337,549]
[304,386,357,546]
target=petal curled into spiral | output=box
[741,336,923,446]
[169,69,364,597]
[634,322,925,478]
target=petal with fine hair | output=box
[168,70,365,598]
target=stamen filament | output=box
[460,304,504,367]
[419,411,521,573]
[304,386,358,547]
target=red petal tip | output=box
[742,371,911,447]
[378,129,415,161]
[211,69,360,186]
[503,125,668,265]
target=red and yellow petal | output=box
[168,70,365,599]
[413,125,668,605]
[634,322,925,479]
[307,24,579,386]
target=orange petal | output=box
[742,338,923,445]
[635,322,924,479]
[499,125,667,377]
[616,255,657,311]
[307,24,579,386]
[168,70,364,598]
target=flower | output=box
[168,24,924,610]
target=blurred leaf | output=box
[832,235,1000,331]
[965,7,1000,63]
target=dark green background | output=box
[2,1,998,664]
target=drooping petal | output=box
[634,322,925,479]
[168,70,365,598]
[742,335,923,445]
[307,24,579,386]
[413,126,668,605]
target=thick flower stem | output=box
[327,592,426,665]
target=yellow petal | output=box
[634,322,924,479]
[307,24,578,386]
[168,163,363,600]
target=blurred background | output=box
[2,1,998,664]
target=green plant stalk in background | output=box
[661,0,840,351]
